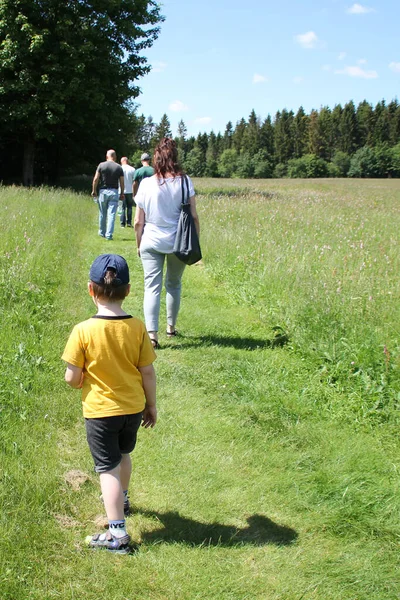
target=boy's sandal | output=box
[85,530,131,554]
[166,330,178,337]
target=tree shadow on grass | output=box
[165,332,289,351]
[134,509,298,547]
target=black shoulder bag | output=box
[173,175,202,265]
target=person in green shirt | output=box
[133,153,155,197]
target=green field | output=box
[0,179,399,599]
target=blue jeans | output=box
[98,189,118,239]
[120,193,136,226]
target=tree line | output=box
[132,100,400,179]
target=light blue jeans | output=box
[98,189,119,239]
[140,244,186,333]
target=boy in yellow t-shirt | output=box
[62,254,156,553]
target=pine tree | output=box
[339,101,359,154]
[293,107,309,158]
[176,119,188,163]
[331,104,343,152]
[373,100,390,145]
[135,114,148,149]
[259,116,275,159]
[308,110,323,157]
[215,132,224,156]
[318,107,333,160]
[356,101,375,147]
[177,119,187,140]
[153,114,172,148]
[232,118,247,152]
[196,132,209,158]
[387,100,400,146]
[242,109,260,155]
[205,131,218,177]
[186,136,196,155]
[223,121,233,150]
[274,109,295,163]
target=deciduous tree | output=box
[0,0,162,184]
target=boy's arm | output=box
[65,363,84,388]
[138,363,157,428]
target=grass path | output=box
[1,184,399,599]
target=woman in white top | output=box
[134,138,200,348]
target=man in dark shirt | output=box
[92,150,125,240]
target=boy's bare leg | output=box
[120,453,132,492]
[99,467,124,521]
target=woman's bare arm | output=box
[189,195,200,236]
[134,207,145,256]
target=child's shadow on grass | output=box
[135,509,298,547]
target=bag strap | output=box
[181,174,189,205]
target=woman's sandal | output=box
[150,338,160,349]
[166,330,178,338]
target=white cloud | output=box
[295,31,318,49]
[357,58,367,64]
[347,3,375,14]
[389,62,400,73]
[322,64,332,71]
[338,52,346,60]
[253,73,267,84]
[169,100,188,112]
[194,117,212,125]
[152,61,167,73]
[335,65,378,79]
[293,76,304,84]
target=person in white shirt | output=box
[134,138,200,348]
[120,157,136,227]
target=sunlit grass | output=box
[0,180,399,599]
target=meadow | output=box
[0,179,399,599]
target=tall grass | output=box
[0,180,399,599]
[199,178,400,425]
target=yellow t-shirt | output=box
[62,315,156,418]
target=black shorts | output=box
[85,413,143,473]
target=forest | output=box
[135,100,400,179]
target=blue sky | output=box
[136,0,400,137]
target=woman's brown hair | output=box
[153,137,184,179]
[91,268,128,301]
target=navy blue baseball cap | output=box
[89,254,130,286]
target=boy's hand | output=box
[142,405,157,428]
